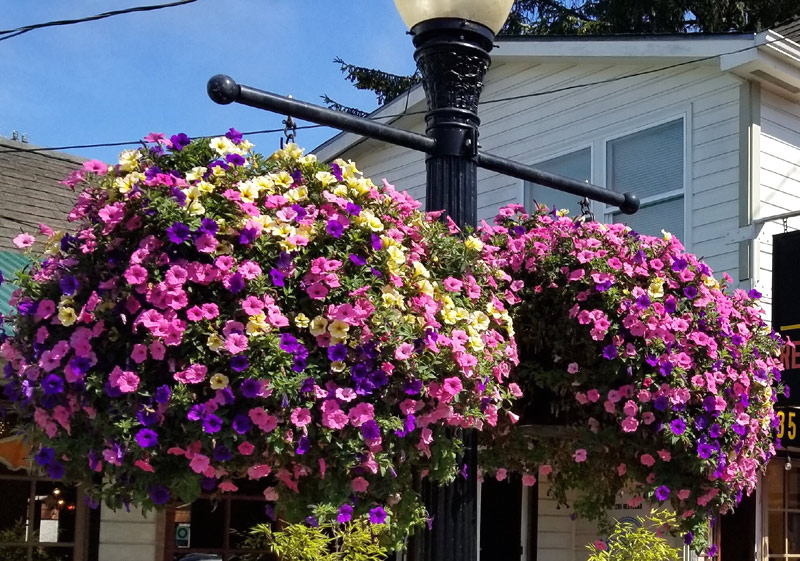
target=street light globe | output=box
[393,0,515,34]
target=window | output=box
[766,458,800,558]
[0,406,89,561]
[607,119,684,239]
[162,480,275,561]
[525,148,591,215]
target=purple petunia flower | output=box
[337,503,353,523]
[749,288,762,299]
[664,296,677,314]
[361,420,381,441]
[670,419,686,435]
[169,133,191,151]
[240,378,261,398]
[683,286,698,299]
[170,186,187,207]
[155,385,171,404]
[349,254,367,266]
[296,436,310,455]
[239,228,258,245]
[167,222,191,244]
[226,153,245,166]
[331,162,344,181]
[225,127,243,143]
[671,258,688,272]
[327,220,344,238]
[233,414,251,434]
[703,396,717,413]
[59,275,79,296]
[226,273,245,293]
[148,485,170,505]
[42,374,64,395]
[231,355,250,373]
[655,485,670,501]
[653,396,669,411]
[404,379,423,395]
[202,414,223,434]
[369,506,388,524]
[683,532,694,545]
[280,333,301,354]
[198,218,219,235]
[213,445,232,462]
[602,345,618,360]
[305,516,319,527]
[709,424,722,438]
[136,428,158,448]
[187,404,205,421]
[346,202,361,215]
[371,234,383,251]
[328,343,348,362]
[697,442,714,459]
[69,356,92,376]
[635,294,651,309]
[47,462,65,480]
[270,269,285,287]
[35,447,55,466]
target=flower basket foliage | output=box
[0,132,783,553]
[480,205,784,551]
[0,132,517,543]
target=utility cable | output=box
[0,0,198,43]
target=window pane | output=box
[790,512,800,554]
[769,461,785,509]
[613,197,684,239]
[607,120,683,199]
[0,479,31,540]
[34,482,77,544]
[526,148,591,214]
[187,499,226,549]
[770,511,786,555]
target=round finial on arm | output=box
[207,75,240,105]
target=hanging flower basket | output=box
[479,204,784,550]
[0,132,517,540]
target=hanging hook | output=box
[280,96,297,149]
[783,217,789,233]
[579,196,595,222]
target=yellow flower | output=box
[661,229,673,241]
[118,150,141,172]
[299,154,317,165]
[702,275,719,289]
[309,316,329,337]
[412,261,430,278]
[58,307,77,326]
[470,311,491,331]
[468,334,485,351]
[648,278,665,299]
[315,171,337,186]
[210,374,230,390]
[207,333,224,351]
[333,185,349,197]
[330,361,346,373]
[188,200,205,216]
[441,308,458,325]
[186,166,207,182]
[286,186,307,203]
[294,313,310,328]
[239,139,254,152]
[465,236,483,251]
[556,209,569,217]
[238,180,261,203]
[329,319,350,339]
[381,286,405,309]
[209,136,244,156]
[246,314,270,335]
[417,279,434,296]
[387,246,406,266]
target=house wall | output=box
[753,88,800,313]
[340,60,746,280]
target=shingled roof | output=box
[0,138,84,318]
[0,138,84,252]
[774,17,800,41]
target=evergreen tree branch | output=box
[333,57,420,105]
[320,95,370,119]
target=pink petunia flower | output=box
[13,233,35,248]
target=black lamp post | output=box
[206,3,638,560]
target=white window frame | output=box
[600,113,691,246]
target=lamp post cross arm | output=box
[207,75,640,216]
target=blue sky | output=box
[0,1,417,162]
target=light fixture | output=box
[393,0,516,34]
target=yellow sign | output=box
[0,435,31,471]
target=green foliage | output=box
[0,520,55,561]
[586,510,681,561]
[241,520,388,561]
[334,0,798,107]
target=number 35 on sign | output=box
[777,408,800,445]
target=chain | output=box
[783,217,789,233]
[280,95,297,149]
[579,196,595,222]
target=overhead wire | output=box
[0,0,198,43]
[1,21,798,155]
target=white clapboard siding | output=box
[756,89,800,313]
[342,59,743,280]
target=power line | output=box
[0,125,325,156]
[1,26,798,156]
[0,0,198,43]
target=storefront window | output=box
[0,405,88,561]
[162,480,275,561]
[767,459,800,558]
